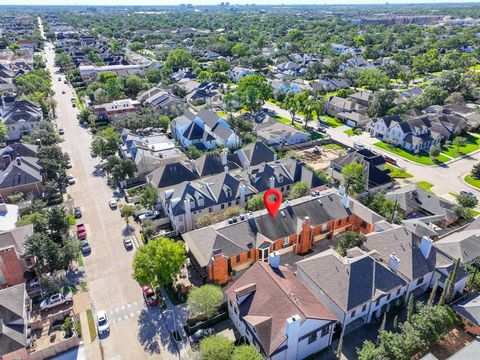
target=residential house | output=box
[1,99,43,141]
[271,80,302,95]
[336,112,371,129]
[182,190,383,284]
[0,283,31,359]
[0,155,43,200]
[453,292,480,335]
[229,66,254,82]
[328,149,394,193]
[186,82,221,106]
[171,109,240,150]
[0,203,19,232]
[138,87,185,116]
[255,114,308,147]
[297,248,407,334]
[349,90,373,108]
[434,230,480,265]
[364,226,468,302]
[325,96,367,117]
[92,99,141,121]
[385,185,458,227]
[79,64,144,81]
[226,261,337,359]
[120,130,186,175]
[0,224,34,289]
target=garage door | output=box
[346,120,356,128]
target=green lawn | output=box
[86,309,97,342]
[319,115,342,128]
[216,111,227,118]
[415,181,435,194]
[470,209,480,217]
[384,164,413,179]
[441,134,480,158]
[465,175,480,189]
[77,253,84,267]
[344,128,362,136]
[273,115,305,132]
[74,94,85,110]
[374,142,449,165]
[320,143,344,150]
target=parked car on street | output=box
[123,236,133,250]
[40,292,73,311]
[109,198,118,209]
[142,285,158,306]
[97,311,110,335]
[66,160,72,168]
[188,328,215,344]
[76,224,87,239]
[80,239,91,254]
[67,174,75,185]
[74,207,82,218]
[460,190,476,199]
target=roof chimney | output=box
[388,253,400,273]
[268,251,280,269]
[420,236,433,259]
[16,157,21,165]
[221,148,228,166]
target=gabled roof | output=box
[226,262,335,356]
[435,230,480,264]
[297,249,406,313]
[194,153,240,177]
[239,141,275,166]
[147,161,198,188]
[0,283,28,356]
[0,157,43,189]
[0,224,33,254]
[453,292,480,327]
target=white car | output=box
[97,311,110,335]
[139,210,159,221]
[67,174,75,185]
[108,199,118,209]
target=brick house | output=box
[453,292,480,335]
[0,224,34,289]
[182,190,383,284]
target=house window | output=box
[320,326,329,337]
[307,331,317,344]
[362,304,367,312]
[228,202,232,207]
[396,289,401,295]
[247,251,251,259]
[417,276,424,286]
[287,185,290,190]
[236,255,241,263]
[376,299,380,306]
[283,237,289,246]
[221,204,225,209]
[351,310,356,318]
[386,294,390,301]
[321,223,328,232]
[209,208,213,213]
[198,197,204,207]
[259,246,269,262]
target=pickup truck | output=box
[76,224,87,239]
[40,292,73,311]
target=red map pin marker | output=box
[264,189,282,218]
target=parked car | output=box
[139,210,159,222]
[353,142,365,150]
[58,77,61,81]
[66,160,72,168]
[460,190,476,199]
[142,285,158,306]
[63,80,67,84]
[383,155,397,165]
[80,239,91,254]
[28,277,40,288]
[72,103,76,108]
[97,311,110,335]
[123,236,133,250]
[40,292,73,311]
[74,207,82,218]
[58,128,64,135]
[76,224,87,239]
[108,198,118,209]
[62,90,65,94]
[67,174,75,185]
[188,328,215,344]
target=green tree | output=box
[38,145,69,181]
[407,294,415,323]
[132,237,186,288]
[104,156,137,182]
[124,76,146,96]
[231,345,264,360]
[185,146,203,160]
[120,204,136,220]
[54,52,73,70]
[199,335,234,360]
[453,205,473,220]
[90,127,120,158]
[0,122,8,143]
[368,90,396,117]
[104,77,124,100]
[288,181,310,200]
[356,68,390,91]
[24,121,60,146]
[457,193,478,208]
[187,284,224,318]
[445,259,460,303]
[232,43,249,58]
[282,93,301,125]
[46,206,70,240]
[472,162,480,179]
[357,340,387,360]
[337,231,366,256]
[427,279,439,307]
[246,193,265,211]
[141,186,157,210]
[341,162,365,195]
[452,136,467,151]
[165,48,192,69]
[429,144,441,159]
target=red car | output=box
[142,285,158,306]
[76,224,87,239]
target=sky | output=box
[4,0,480,6]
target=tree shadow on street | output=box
[137,307,162,354]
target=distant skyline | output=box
[3,0,480,6]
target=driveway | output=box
[40,18,186,360]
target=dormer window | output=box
[198,196,204,207]
[278,175,283,183]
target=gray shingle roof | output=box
[453,293,480,327]
[0,157,43,190]
[0,283,28,356]
[435,230,480,264]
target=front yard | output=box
[415,181,435,194]
[441,134,480,158]
[374,142,449,165]
[465,174,480,189]
[319,115,342,128]
[385,164,413,179]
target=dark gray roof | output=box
[297,249,406,313]
[0,224,33,254]
[194,153,240,177]
[147,161,198,188]
[0,157,43,189]
[453,293,480,328]
[435,230,480,264]
[0,283,28,356]
[2,99,43,125]
[197,108,220,129]
[240,141,275,166]
[364,226,453,281]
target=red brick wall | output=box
[297,217,313,254]
[459,315,480,335]
[208,254,231,285]
[0,182,43,199]
[0,248,25,288]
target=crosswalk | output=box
[107,299,145,325]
